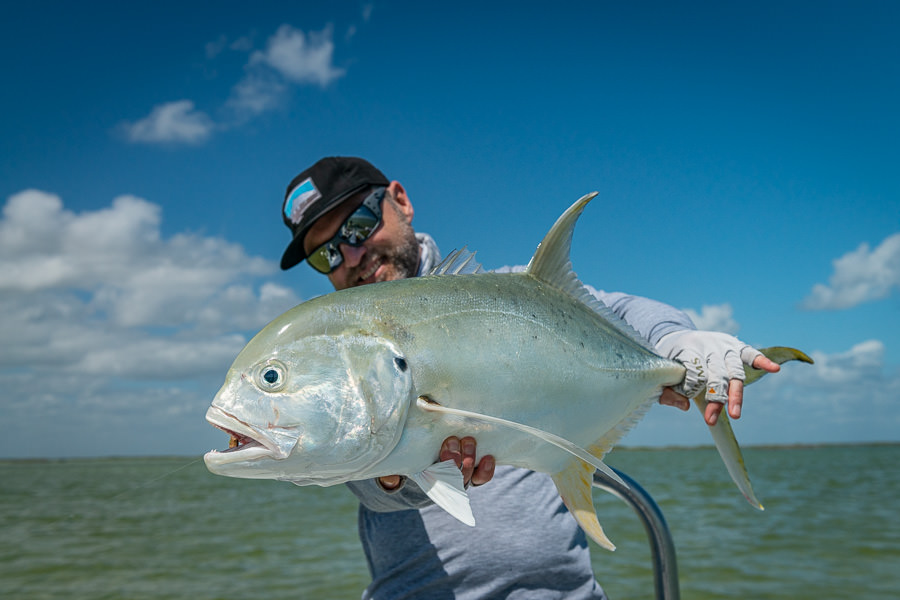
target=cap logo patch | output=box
[284,178,321,225]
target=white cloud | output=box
[0,190,302,457]
[249,24,345,87]
[683,303,740,334]
[224,71,287,120]
[125,24,346,145]
[120,100,215,145]
[803,232,900,310]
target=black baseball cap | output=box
[280,157,390,270]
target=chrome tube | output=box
[593,469,680,600]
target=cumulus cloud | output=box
[803,233,900,310]
[119,100,215,145]
[0,190,301,456]
[249,24,345,86]
[224,71,288,121]
[683,303,740,335]
[125,24,348,145]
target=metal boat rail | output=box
[593,469,680,600]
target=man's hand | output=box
[439,436,495,487]
[656,330,781,426]
[378,436,496,491]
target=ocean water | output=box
[2,445,897,599]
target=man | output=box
[280,157,779,599]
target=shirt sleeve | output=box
[587,287,696,346]
[345,477,434,512]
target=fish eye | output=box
[394,356,408,372]
[256,360,288,392]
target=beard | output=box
[377,216,420,281]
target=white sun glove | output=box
[655,330,763,404]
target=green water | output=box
[2,445,897,599]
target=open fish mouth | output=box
[215,425,263,453]
[204,406,278,463]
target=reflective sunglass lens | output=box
[341,209,379,243]
[308,245,338,274]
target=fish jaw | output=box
[204,405,298,476]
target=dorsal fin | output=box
[430,247,485,275]
[526,192,596,288]
[525,192,654,352]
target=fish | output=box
[203,192,812,550]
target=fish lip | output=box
[204,406,285,462]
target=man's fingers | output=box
[704,401,723,426]
[471,455,495,487]
[704,379,744,425]
[440,436,477,484]
[440,437,462,466]
[753,355,781,373]
[727,379,744,419]
[660,387,690,411]
[459,437,477,483]
[440,436,493,487]
[378,475,402,490]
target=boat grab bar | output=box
[593,468,680,600]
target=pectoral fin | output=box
[409,459,475,526]
[552,458,616,551]
[416,396,626,488]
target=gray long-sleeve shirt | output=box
[346,234,695,599]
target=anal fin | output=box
[552,458,616,551]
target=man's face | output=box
[303,182,420,290]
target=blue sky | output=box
[1,1,898,458]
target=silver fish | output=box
[204,193,811,550]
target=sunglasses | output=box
[306,187,386,274]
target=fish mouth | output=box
[216,426,262,454]
[204,406,280,464]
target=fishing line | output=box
[108,456,204,500]
[5,456,206,546]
